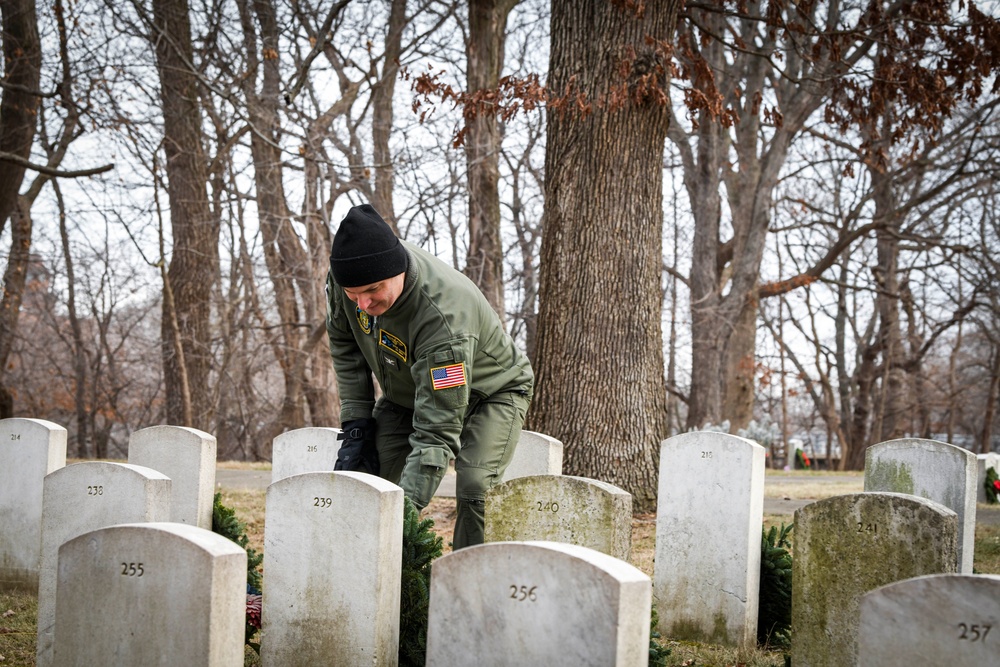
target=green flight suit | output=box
[326,240,534,548]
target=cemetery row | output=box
[1,417,998,666]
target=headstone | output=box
[0,418,66,591]
[484,475,631,560]
[128,425,216,528]
[36,462,171,667]
[426,541,650,667]
[977,452,999,504]
[864,438,977,572]
[271,427,341,482]
[653,431,765,647]
[502,430,563,481]
[52,522,246,667]
[858,573,1000,666]
[262,471,403,667]
[790,492,959,667]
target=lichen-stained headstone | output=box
[271,427,341,482]
[485,475,631,560]
[0,418,66,592]
[791,492,958,667]
[52,523,245,667]
[262,471,403,667]
[426,541,650,667]
[858,573,1000,666]
[502,430,563,481]
[864,438,977,572]
[128,425,217,529]
[653,431,765,648]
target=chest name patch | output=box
[379,329,407,362]
[431,363,466,390]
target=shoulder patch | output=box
[430,363,466,390]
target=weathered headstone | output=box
[0,418,66,592]
[653,431,765,647]
[502,430,563,481]
[52,522,246,667]
[128,425,216,528]
[484,475,631,560]
[262,471,403,667]
[791,492,959,667]
[271,427,341,482]
[977,452,999,504]
[426,541,651,667]
[858,573,1000,666]
[36,462,171,667]
[864,438,977,572]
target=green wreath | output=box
[985,466,999,504]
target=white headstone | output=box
[485,475,632,560]
[271,427,341,482]
[0,418,66,591]
[426,541,651,667]
[653,432,765,647]
[128,425,216,528]
[502,430,563,481]
[52,522,246,667]
[36,462,171,667]
[262,471,404,667]
[791,492,959,667]
[858,573,1000,666]
[865,438,977,572]
[977,452,999,504]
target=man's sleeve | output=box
[325,272,375,421]
[398,338,474,508]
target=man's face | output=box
[343,272,406,316]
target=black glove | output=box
[334,418,379,475]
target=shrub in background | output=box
[758,522,793,649]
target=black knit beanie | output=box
[330,204,408,287]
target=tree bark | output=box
[151,0,219,429]
[462,0,518,323]
[0,0,41,235]
[0,199,32,418]
[869,145,908,443]
[527,0,679,511]
[238,0,306,435]
[980,342,1000,454]
[0,0,41,418]
[370,0,406,229]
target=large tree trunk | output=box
[152,0,218,429]
[238,0,306,436]
[980,341,1000,454]
[0,0,41,418]
[0,0,41,234]
[869,135,908,443]
[527,0,679,511]
[462,0,518,323]
[370,0,406,229]
[0,200,32,417]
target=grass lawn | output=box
[3,469,999,667]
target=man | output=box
[326,203,534,549]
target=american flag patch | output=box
[430,363,466,390]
